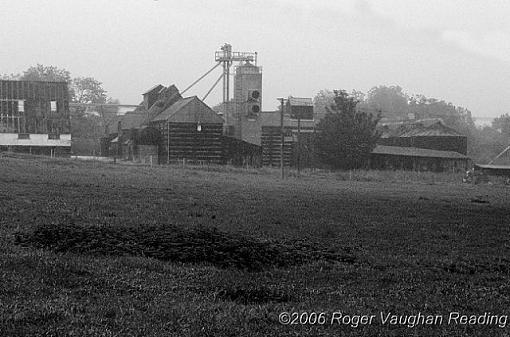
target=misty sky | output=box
[1,0,510,118]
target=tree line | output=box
[314,86,510,165]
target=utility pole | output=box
[297,108,301,176]
[167,119,170,164]
[278,98,285,179]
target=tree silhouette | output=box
[316,90,381,169]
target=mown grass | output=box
[0,154,509,336]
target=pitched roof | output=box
[380,120,463,138]
[151,96,224,124]
[143,84,164,95]
[372,145,468,159]
[475,164,510,170]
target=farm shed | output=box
[474,164,510,177]
[370,145,470,172]
[105,84,183,160]
[378,120,467,155]
[0,80,71,156]
[150,96,224,164]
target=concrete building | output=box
[223,61,263,145]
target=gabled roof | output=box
[475,164,510,170]
[380,120,464,138]
[151,96,224,124]
[400,121,462,137]
[372,145,468,159]
[142,84,164,95]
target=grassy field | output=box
[1,154,509,336]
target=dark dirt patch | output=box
[15,223,356,272]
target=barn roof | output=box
[372,145,468,159]
[380,120,463,138]
[142,84,164,95]
[151,96,224,124]
[475,164,510,170]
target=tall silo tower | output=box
[233,60,262,144]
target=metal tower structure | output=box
[215,43,257,104]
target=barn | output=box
[150,96,224,164]
[378,119,467,155]
[105,84,223,164]
[0,80,71,156]
[370,119,470,172]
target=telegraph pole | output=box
[278,98,285,179]
[297,109,301,176]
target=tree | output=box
[314,89,366,122]
[73,77,108,104]
[19,64,75,101]
[0,73,19,80]
[492,114,510,138]
[16,64,112,106]
[366,85,409,120]
[315,90,381,169]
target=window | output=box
[48,133,60,140]
[18,133,30,139]
[50,101,57,112]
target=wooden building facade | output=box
[0,80,71,155]
[150,96,224,164]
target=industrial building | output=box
[0,45,470,173]
[0,80,71,156]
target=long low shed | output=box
[370,145,470,172]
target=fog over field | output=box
[1,1,510,117]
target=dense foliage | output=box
[315,90,381,169]
[314,85,510,163]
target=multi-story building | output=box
[0,80,71,155]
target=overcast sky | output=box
[1,0,509,118]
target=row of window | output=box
[0,99,58,113]
[17,133,60,140]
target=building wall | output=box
[369,154,469,172]
[0,133,71,147]
[379,135,467,155]
[229,63,262,145]
[153,121,223,164]
[0,80,70,136]
[136,145,158,164]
